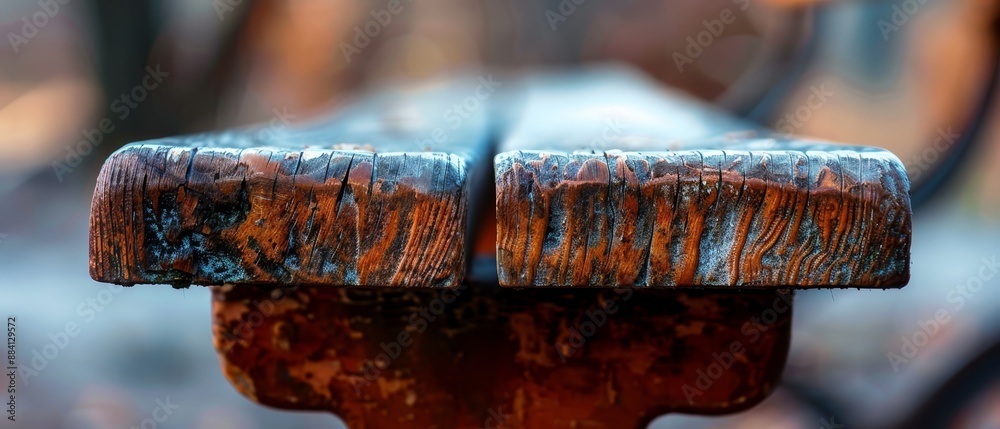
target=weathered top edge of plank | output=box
[495,146,911,203]
[122,127,488,161]
[113,143,472,170]
[500,135,898,159]
[106,144,471,195]
[124,75,496,161]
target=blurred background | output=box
[1,0,999,428]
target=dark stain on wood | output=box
[90,82,493,288]
[212,284,791,428]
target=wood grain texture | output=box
[496,67,911,288]
[212,285,791,428]
[90,81,494,287]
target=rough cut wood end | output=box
[495,141,912,288]
[89,142,472,288]
[89,79,495,288]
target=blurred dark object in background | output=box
[2,1,1000,428]
[3,0,999,210]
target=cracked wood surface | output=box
[495,68,912,288]
[90,81,493,287]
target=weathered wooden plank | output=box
[90,80,494,287]
[495,68,911,288]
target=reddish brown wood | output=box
[495,68,911,288]
[209,184,795,428]
[212,285,791,428]
[89,83,493,287]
